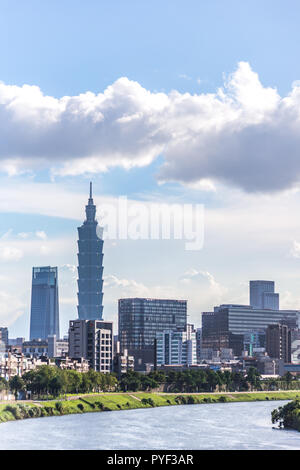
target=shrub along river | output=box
[0,400,300,450]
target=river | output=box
[0,400,299,450]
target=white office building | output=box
[155,330,197,367]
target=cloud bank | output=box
[1,62,300,192]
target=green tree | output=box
[246,367,261,390]
[49,374,65,397]
[65,370,82,394]
[284,372,293,387]
[206,370,221,392]
[222,370,233,392]
[80,372,92,393]
[9,375,25,400]
[119,370,141,392]
[232,371,248,391]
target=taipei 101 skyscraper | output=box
[77,183,104,320]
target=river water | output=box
[0,400,299,450]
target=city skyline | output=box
[2,1,300,339]
[3,180,300,340]
[2,0,300,454]
[2,180,300,341]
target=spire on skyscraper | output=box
[89,181,93,202]
[85,181,96,222]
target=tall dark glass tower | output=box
[77,182,104,320]
[29,266,60,340]
[118,298,187,370]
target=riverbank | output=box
[1,390,300,424]
[271,399,300,431]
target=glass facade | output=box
[226,306,298,334]
[249,280,279,310]
[156,330,197,366]
[262,292,280,310]
[118,298,187,370]
[77,183,104,320]
[202,304,300,356]
[209,304,299,335]
[29,266,59,340]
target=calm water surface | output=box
[0,400,299,450]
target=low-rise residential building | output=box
[8,337,25,348]
[0,352,90,380]
[54,356,89,372]
[23,339,48,357]
[257,356,279,375]
[48,335,69,358]
[0,352,50,380]
[114,347,135,378]
[243,350,280,375]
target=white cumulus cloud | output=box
[1,62,300,192]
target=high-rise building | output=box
[118,298,187,370]
[77,183,104,320]
[196,328,202,363]
[69,319,113,373]
[249,280,279,310]
[202,304,299,356]
[213,304,298,335]
[266,323,291,363]
[155,329,197,367]
[29,266,59,340]
[0,328,8,347]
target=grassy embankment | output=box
[1,391,300,424]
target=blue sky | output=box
[1,1,300,338]
[1,0,300,97]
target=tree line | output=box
[118,367,262,393]
[119,368,297,393]
[1,366,297,399]
[6,366,118,398]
